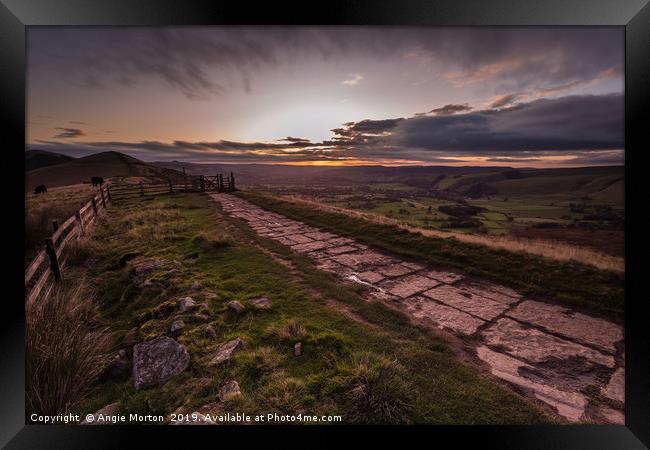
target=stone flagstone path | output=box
[211,193,624,423]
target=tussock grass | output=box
[192,231,230,251]
[279,194,624,273]
[328,352,414,424]
[26,282,114,418]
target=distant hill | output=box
[25,150,75,171]
[26,151,183,190]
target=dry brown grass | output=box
[26,282,114,417]
[279,194,624,273]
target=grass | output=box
[26,281,114,419]
[61,192,552,424]
[240,191,624,318]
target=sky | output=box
[27,26,624,167]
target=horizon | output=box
[27,27,624,168]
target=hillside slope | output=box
[26,151,182,190]
[25,149,75,171]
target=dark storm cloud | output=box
[53,127,85,139]
[29,27,623,100]
[429,104,473,115]
[390,93,623,152]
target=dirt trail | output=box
[210,193,624,424]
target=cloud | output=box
[429,104,473,115]
[488,93,523,108]
[342,73,364,86]
[70,121,88,125]
[53,127,85,139]
[392,93,623,152]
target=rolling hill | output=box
[25,149,75,171]
[26,151,183,190]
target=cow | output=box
[91,176,104,187]
[34,184,47,195]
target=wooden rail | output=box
[109,172,235,199]
[25,184,111,306]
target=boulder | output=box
[177,297,196,313]
[227,300,246,314]
[133,336,190,390]
[80,403,119,425]
[219,381,241,401]
[250,296,272,309]
[209,338,243,365]
[170,319,185,334]
[204,325,218,339]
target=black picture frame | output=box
[2,0,648,448]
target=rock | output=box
[143,279,154,287]
[191,281,203,290]
[250,296,272,309]
[204,325,218,339]
[119,252,141,266]
[129,258,171,275]
[294,342,302,357]
[170,319,185,334]
[177,297,196,313]
[219,381,241,401]
[80,403,119,425]
[104,349,130,379]
[204,292,219,299]
[227,300,246,314]
[193,313,211,322]
[133,336,190,390]
[209,338,243,365]
[170,412,215,425]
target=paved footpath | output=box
[211,193,624,423]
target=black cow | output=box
[91,176,104,187]
[34,184,47,195]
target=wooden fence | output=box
[109,173,235,200]
[25,184,112,306]
[25,172,235,305]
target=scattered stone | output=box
[219,380,241,401]
[170,412,215,425]
[170,319,185,334]
[143,279,154,287]
[80,403,119,425]
[355,270,385,284]
[209,338,243,365]
[204,292,219,299]
[294,342,302,357]
[177,297,196,313]
[204,324,218,339]
[602,368,625,403]
[191,281,203,290]
[228,300,246,314]
[130,258,171,275]
[250,296,272,309]
[506,300,623,354]
[132,336,190,390]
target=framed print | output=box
[1,0,648,448]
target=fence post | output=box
[168,178,173,193]
[218,174,223,192]
[52,219,59,233]
[100,187,106,208]
[106,185,112,202]
[75,209,85,235]
[140,183,144,196]
[44,237,62,281]
[230,172,235,191]
[91,197,98,215]
[200,175,205,192]
[183,167,187,191]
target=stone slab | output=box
[424,270,463,284]
[422,284,507,321]
[385,275,441,298]
[405,296,485,335]
[378,264,416,278]
[602,368,624,403]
